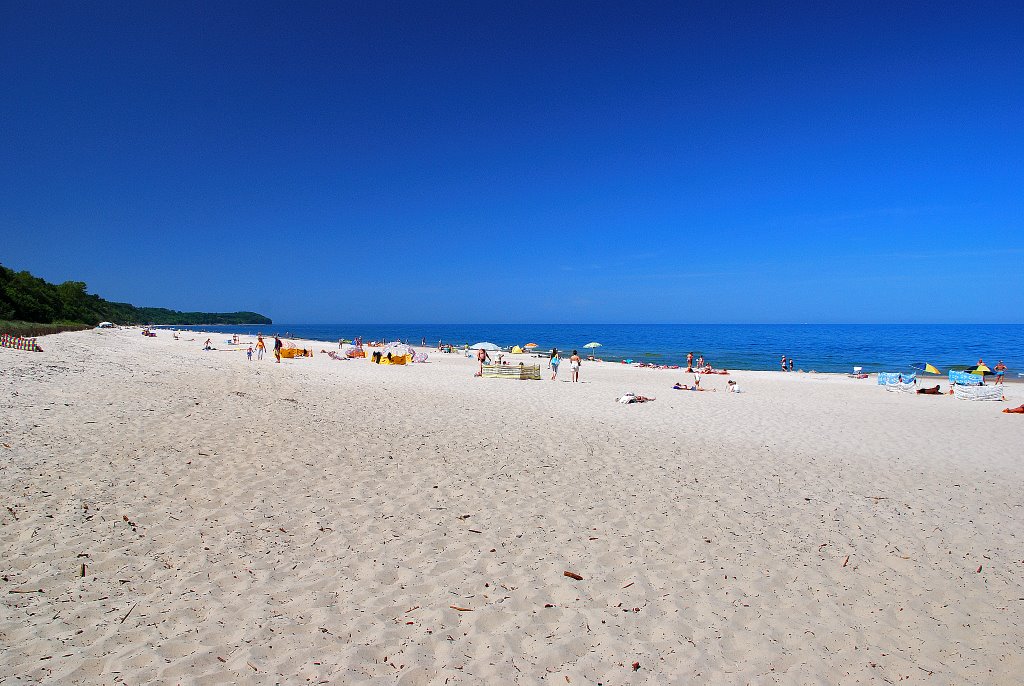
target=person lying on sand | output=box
[617,393,655,404]
[673,376,716,391]
[917,385,942,395]
[1002,405,1024,414]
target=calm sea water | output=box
[172,324,1022,375]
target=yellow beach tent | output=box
[511,345,523,354]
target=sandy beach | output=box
[2,328,1022,684]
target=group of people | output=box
[683,352,724,374]
[780,355,795,372]
[239,334,277,362]
[671,376,743,393]
[473,346,584,382]
[548,348,582,382]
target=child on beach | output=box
[247,346,253,361]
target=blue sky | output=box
[2,1,1021,323]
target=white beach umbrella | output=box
[583,342,602,350]
[471,342,501,351]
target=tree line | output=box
[0,264,272,326]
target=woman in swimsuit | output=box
[569,350,581,382]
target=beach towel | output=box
[878,372,916,386]
[948,370,983,386]
[953,385,1004,401]
[0,334,43,352]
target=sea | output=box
[170,324,1022,375]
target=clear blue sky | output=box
[2,1,1021,324]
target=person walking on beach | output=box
[549,347,558,369]
[686,351,693,371]
[781,355,787,371]
[247,346,253,361]
[274,336,283,363]
[570,350,581,382]
[476,347,490,376]
[789,357,794,372]
[551,350,561,380]
[255,335,266,360]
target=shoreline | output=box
[162,323,1023,377]
[168,326,1024,385]
[2,328,1022,683]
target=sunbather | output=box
[673,375,715,391]
[618,393,655,403]
[1003,404,1024,414]
[916,385,942,395]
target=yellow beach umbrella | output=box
[969,363,991,376]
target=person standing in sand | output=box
[686,351,693,371]
[476,347,490,375]
[550,350,561,380]
[274,336,283,363]
[256,335,266,360]
[789,357,794,372]
[994,360,1007,384]
[781,355,787,371]
[570,350,581,382]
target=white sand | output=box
[2,328,1023,684]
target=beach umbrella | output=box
[910,362,940,375]
[583,342,603,350]
[524,343,538,349]
[471,342,501,351]
[968,364,992,376]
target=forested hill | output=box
[0,264,272,326]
